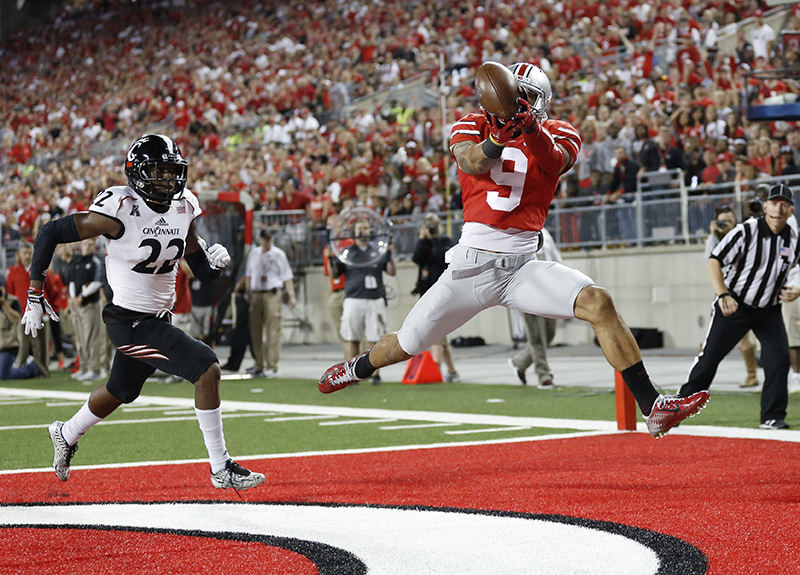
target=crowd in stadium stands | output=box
[1,0,800,259]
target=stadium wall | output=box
[300,244,712,350]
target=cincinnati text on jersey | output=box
[141,227,180,235]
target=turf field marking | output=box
[2,386,800,442]
[0,412,279,432]
[122,405,196,412]
[379,422,460,430]
[263,415,340,422]
[0,399,41,406]
[445,426,532,435]
[45,401,87,407]
[2,430,612,475]
[318,418,397,426]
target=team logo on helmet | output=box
[124,134,188,205]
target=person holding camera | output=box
[332,217,396,385]
[0,280,39,380]
[412,213,459,381]
[704,206,759,388]
[680,184,800,430]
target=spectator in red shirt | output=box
[278,179,311,212]
[171,262,194,337]
[5,244,50,376]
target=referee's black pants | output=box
[679,300,789,424]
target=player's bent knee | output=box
[109,385,141,404]
[196,361,221,385]
[574,285,616,322]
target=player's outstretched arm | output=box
[24,211,119,337]
[30,212,120,290]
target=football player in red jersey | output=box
[319,63,709,437]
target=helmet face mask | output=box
[509,63,552,122]
[125,134,188,205]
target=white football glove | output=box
[21,288,60,338]
[197,236,231,270]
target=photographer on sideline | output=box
[412,213,459,381]
[0,280,39,380]
[705,206,759,388]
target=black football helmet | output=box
[124,134,188,205]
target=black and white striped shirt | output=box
[711,217,800,309]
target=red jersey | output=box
[173,267,192,314]
[449,113,581,231]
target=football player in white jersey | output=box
[23,134,264,491]
[318,63,710,438]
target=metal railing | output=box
[547,172,800,250]
[244,174,800,272]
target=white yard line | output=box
[262,415,339,422]
[1,430,612,476]
[2,385,799,445]
[319,418,397,426]
[379,422,460,430]
[444,426,532,435]
[0,412,279,431]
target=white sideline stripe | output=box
[263,415,339,422]
[445,426,532,435]
[1,430,612,476]
[0,399,41,406]
[45,402,87,407]
[0,412,278,431]
[319,418,397,426]
[123,405,200,412]
[2,386,800,443]
[379,422,460,430]
[162,410,199,416]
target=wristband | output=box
[718,293,731,299]
[522,119,539,134]
[481,137,505,159]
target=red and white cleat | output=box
[645,391,710,438]
[318,353,364,394]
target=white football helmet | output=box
[509,63,552,122]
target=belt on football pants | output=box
[451,249,535,280]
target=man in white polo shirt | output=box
[245,229,296,377]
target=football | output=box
[474,61,520,121]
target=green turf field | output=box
[1,372,794,471]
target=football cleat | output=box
[48,421,78,482]
[645,391,710,438]
[318,353,364,394]
[211,460,265,490]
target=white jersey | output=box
[88,185,201,314]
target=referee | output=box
[679,184,800,429]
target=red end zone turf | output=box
[1,434,798,574]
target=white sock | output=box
[62,402,103,446]
[194,406,229,473]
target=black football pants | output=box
[679,300,789,423]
